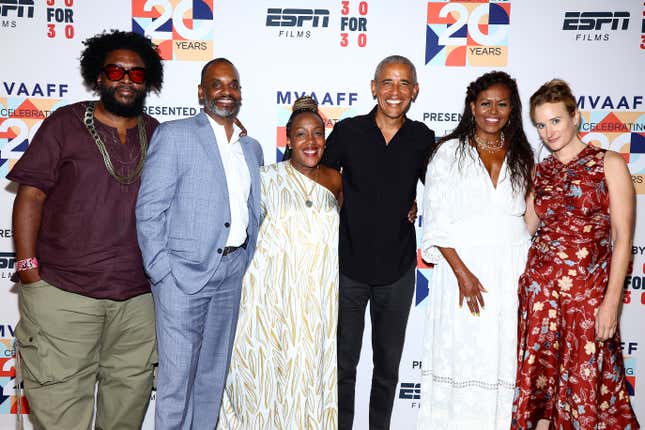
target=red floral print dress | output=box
[512,145,639,429]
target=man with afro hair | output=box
[8,29,163,430]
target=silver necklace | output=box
[473,131,505,153]
[83,101,147,184]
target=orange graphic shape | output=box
[417,249,433,269]
[590,112,628,133]
[498,3,511,16]
[0,120,18,139]
[427,3,455,24]
[157,40,173,59]
[467,31,482,46]
[0,357,13,377]
[172,25,187,41]
[182,18,194,30]
[276,126,287,148]
[10,396,30,414]
[132,0,159,18]
[446,46,467,66]
[11,99,42,119]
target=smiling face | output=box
[97,49,148,118]
[198,61,242,122]
[469,83,512,141]
[287,111,325,172]
[371,62,419,122]
[532,101,581,154]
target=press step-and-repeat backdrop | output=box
[1,1,643,428]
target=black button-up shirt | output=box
[323,106,436,284]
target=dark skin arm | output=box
[408,201,417,223]
[12,185,46,283]
[318,165,343,207]
[438,247,487,315]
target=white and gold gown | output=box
[218,161,339,429]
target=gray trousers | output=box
[153,247,247,430]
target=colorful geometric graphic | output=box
[0,338,29,415]
[426,1,511,67]
[0,98,66,177]
[579,110,645,194]
[624,356,636,396]
[132,0,214,61]
[416,215,434,306]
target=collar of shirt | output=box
[360,106,414,143]
[205,113,242,147]
[204,112,250,247]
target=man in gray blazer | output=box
[136,58,263,429]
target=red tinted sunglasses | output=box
[102,64,147,84]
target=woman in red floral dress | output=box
[511,80,639,430]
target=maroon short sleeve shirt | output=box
[7,101,159,300]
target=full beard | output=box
[204,96,241,119]
[99,84,147,118]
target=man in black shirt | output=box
[323,55,435,429]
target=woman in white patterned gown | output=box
[217,96,342,429]
[417,72,534,429]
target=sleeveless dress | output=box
[217,161,339,429]
[418,140,530,429]
[512,145,639,429]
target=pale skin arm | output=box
[12,185,46,284]
[524,190,539,236]
[437,246,487,315]
[596,151,635,341]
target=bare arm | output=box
[524,190,539,236]
[12,185,46,283]
[437,246,487,315]
[408,200,417,223]
[596,151,635,341]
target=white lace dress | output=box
[417,139,530,430]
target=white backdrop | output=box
[1,1,644,428]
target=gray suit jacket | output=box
[135,112,263,294]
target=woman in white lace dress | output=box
[418,72,534,429]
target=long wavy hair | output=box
[431,71,534,195]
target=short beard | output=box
[99,84,147,118]
[204,97,241,119]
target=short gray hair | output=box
[373,55,417,84]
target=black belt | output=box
[222,241,247,256]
